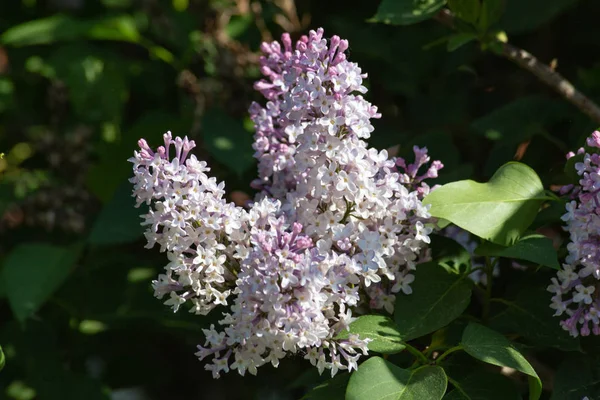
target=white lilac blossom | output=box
[549,131,600,337]
[130,28,442,378]
[250,28,442,312]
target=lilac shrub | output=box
[129,29,442,378]
[550,131,600,337]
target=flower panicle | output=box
[550,130,600,337]
[130,28,440,378]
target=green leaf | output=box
[48,44,128,123]
[490,285,581,351]
[477,0,505,32]
[443,370,521,400]
[1,14,141,47]
[471,96,567,142]
[86,112,186,202]
[346,357,447,400]
[448,0,481,25]
[2,243,83,322]
[226,14,253,39]
[0,345,5,372]
[394,262,471,341]
[302,373,349,400]
[551,354,600,400]
[430,234,472,274]
[498,0,578,34]
[474,233,559,269]
[461,323,542,400]
[203,109,255,177]
[370,0,447,26]
[336,315,405,354]
[447,33,477,52]
[88,181,146,245]
[424,162,547,246]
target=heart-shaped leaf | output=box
[346,357,447,400]
[424,162,548,246]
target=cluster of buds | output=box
[549,131,600,337]
[130,29,441,378]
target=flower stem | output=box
[403,342,429,365]
[435,345,463,365]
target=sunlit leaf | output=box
[424,162,548,246]
[336,315,405,354]
[346,357,447,400]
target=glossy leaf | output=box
[336,315,405,354]
[370,0,447,26]
[461,323,542,400]
[424,162,547,246]
[346,357,447,400]
[394,262,472,341]
[2,243,83,322]
[474,233,560,269]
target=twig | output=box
[434,9,600,126]
[434,345,463,365]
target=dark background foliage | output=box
[0,0,599,399]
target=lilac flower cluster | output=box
[549,131,600,337]
[130,29,441,378]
